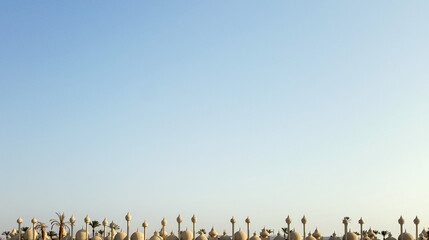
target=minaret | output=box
[245,217,251,240]
[110,222,116,240]
[142,221,148,240]
[414,217,420,240]
[31,218,38,240]
[85,216,91,240]
[192,215,198,240]
[230,217,236,240]
[358,218,364,240]
[342,218,349,240]
[301,216,307,240]
[70,216,76,240]
[285,216,292,240]
[399,216,405,240]
[17,217,23,240]
[103,219,109,238]
[177,215,183,239]
[161,218,167,238]
[126,213,132,240]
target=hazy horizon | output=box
[1,0,428,237]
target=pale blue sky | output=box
[1,0,429,237]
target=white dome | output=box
[76,229,89,240]
[343,232,358,240]
[196,233,208,240]
[250,233,261,240]
[260,229,269,239]
[180,230,193,240]
[131,230,144,240]
[167,232,179,240]
[150,232,163,240]
[312,229,321,240]
[398,233,414,240]
[306,233,316,240]
[11,229,18,237]
[234,230,247,240]
[209,228,218,238]
[219,232,231,240]
[114,232,128,240]
[290,231,302,240]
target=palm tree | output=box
[266,229,274,235]
[47,231,57,240]
[2,232,10,240]
[198,229,206,235]
[98,230,104,237]
[108,223,120,232]
[50,212,70,240]
[36,222,49,240]
[89,221,101,237]
[22,228,30,233]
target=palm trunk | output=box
[59,227,63,240]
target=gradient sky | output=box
[1,0,429,237]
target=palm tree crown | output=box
[89,221,101,237]
[50,212,70,240]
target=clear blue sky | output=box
[1,0,429,237]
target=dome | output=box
[131,230,144,240]
[343,232,358,240]
[209,228,218,238]
[313,229,321,240]
[386,233,396,240]
[329,233,338,240]
[114,232,127,240]
[306,233,316,240]
[93,236,103,240]
[180,230,193,240]
[219,232,231,240]
[234,230,247,240]
[167,232,179,240]
[196,233,208,240]
[421,231,428,238]
[11,229,18,237]
[398,232,414,240]
[76,229,89,240]
[274,233,285,240]
[150,232,162,240]
[250,233,261,240]
[260,229,269,239]
[290,231,302,240]
[24,228,39,240]
[368,229,375,239]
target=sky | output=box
[1,0,429,238]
